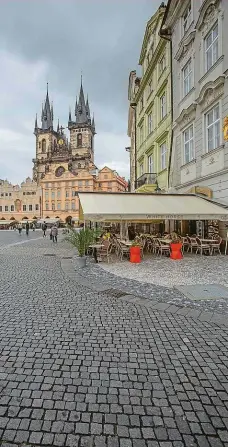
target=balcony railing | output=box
[136,172,157,189]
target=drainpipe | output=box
[130,103,137,191]
[159,23,173,190]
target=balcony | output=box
[136,173,157,193]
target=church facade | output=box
[0,82,127,223]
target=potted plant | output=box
[130,237,141,263]
[66,227,94,268]
[170,236,183,260]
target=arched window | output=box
[42,139,46,153]
[77,133,82,147]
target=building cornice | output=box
[196,0,221,31]
[174,31,196,61]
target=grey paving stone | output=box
[0,234,228,447]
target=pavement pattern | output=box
[0,232,228,447]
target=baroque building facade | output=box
[0,82,127,223]
[127,3,172,193]
[161,0,228,204]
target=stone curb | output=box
[61,258,228,329]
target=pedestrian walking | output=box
[51,225,58,243]
[42,222,47,237]
[25,222,29,236]
[18,223,22,235]
[32,223,35,231]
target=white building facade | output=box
[161,0,228,204]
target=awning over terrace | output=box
[78,192,228,222]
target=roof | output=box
[78,192,228,222]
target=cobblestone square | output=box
[0,233,228,446]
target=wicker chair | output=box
[157,239,170,257]
[210,237,222,255]
[195,237,211,256]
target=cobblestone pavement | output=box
[0,235,228,446]
[78,258,228,316]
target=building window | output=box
[65,202,69,211]
[9,193,11,196]
[78,180,82,187]
[66,190,69,198]
[148,155,154,173]
[85,180,89,186]
[11,205,14,211]
[183,125,194,164]
[182,2,192,35]
[52,203,55,211]
[148,113,153,135]
[139,125,144,145]
[159,55,166,73]
[205,22,218,72]
[51,191,55,199]
[0,206,2,212]
[160,143,167,170]
[57,203,61,210]
[23,205,26,211]
[57,190,61,199]
[77,133,82,147]
[42,139,46,153]
[205,103,220,152]
[182,59,192,97]
[72,190,77,197]
[140,96,144,112]
[5,206,8,212]
[160,93,167,120]
[35,204,39,211]
[5,193,8,197]
[72,202,76,210]
[1,193,3,197]
[45,203,48,210]
[45,191,48,199]
[140,163,144,176]
[29,205,32,211]
[108,182,112,187]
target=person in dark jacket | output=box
[25,222,29,236]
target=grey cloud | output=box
[0,0,162,182]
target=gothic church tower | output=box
[33,84,58,183]
[68,80,96,163]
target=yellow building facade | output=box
[131,3,172,193]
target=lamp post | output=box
[155,180,162,193]
[130,102,137,191]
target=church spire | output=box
[34,113,38,135]
[42,83,53,130]
[75,79,89,124]
[86,95,91,120]
[92,113,96,132]
[57,118,60,133]
[69,107,72,122]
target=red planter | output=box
[130,246,141,263]
[170,242,183,260]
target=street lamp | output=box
[155,180,162,193]
[130,102,137,190]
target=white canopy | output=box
[78,192,228,222]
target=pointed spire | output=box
[75,79,89,124]
[51,102,54,121]
[41,102,44,122]
[42,82,53,130]
[86,95,91,120]
[92,114,95,128]
[34,113,38,135]
[57,119,60,133]
[69,107,72,122]
[74,96,78,116]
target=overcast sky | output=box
[0,0,161,184]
